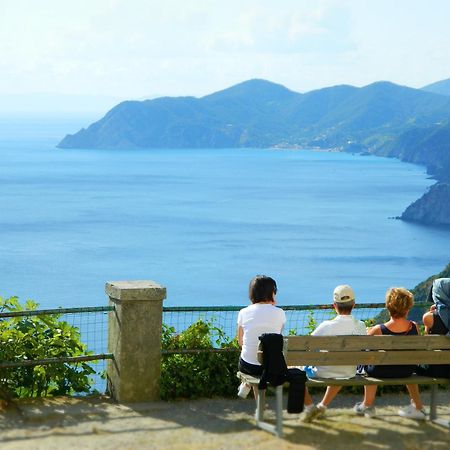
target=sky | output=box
[1,0,450,106]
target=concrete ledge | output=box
[105,281,166,301]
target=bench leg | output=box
[256,388,265,422]
[429,384,437,421]
[428,385,450,428]
[254,386,284,438]
[275,385,284,438]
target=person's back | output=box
[422,278,450,378]
[237,275,286,378]
[302,285,366,422]
[354,287,426,420]
[366,319,418,378]
[312,312,366,378]
[238,302,285,367]
[424,278,450,335]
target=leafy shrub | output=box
[160,319,239,399]
[0,296,96,397]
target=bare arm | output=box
[367,324,382,336]
[237,325,244,347]
[422,312,434,334]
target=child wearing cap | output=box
[353,287,426,420]
[302,285,366,422]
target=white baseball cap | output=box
[333,285,355,304]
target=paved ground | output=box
[1,391,449,449]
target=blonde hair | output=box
[385,287,414,319]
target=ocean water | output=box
[0,116,449,309]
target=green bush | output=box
[160,319,239,399]
[0,295,96,398]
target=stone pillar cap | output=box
[105,280,166,301]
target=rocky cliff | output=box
[400,183,450,226]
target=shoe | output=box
[353,402,376,418]
[398,404,426,420]
[302,404,326,422]
[237,382,251,398]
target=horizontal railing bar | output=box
[0,302,428,318]
[0,353,114,368]
[162,348,239,355]
[0,306,114,318]
[162,302,428,312]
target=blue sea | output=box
[1,116,449,309]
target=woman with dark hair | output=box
[237,275,286,385]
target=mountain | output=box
[380,122,450,182]
[374,121,450,226]
[57,79,450,150]
[422,78,450,96]
[58,79,301,149]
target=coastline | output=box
[270,143,448,227]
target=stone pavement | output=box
[1,391,449,449]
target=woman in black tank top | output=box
[354,288,426,419]
[366,321,418,378]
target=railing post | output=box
[105,280,166,402]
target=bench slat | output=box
[238,372,450,388]
[305,375,450,387]
[285,349,450,366]
[286,335,450,351]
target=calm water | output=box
[0,116,449,308]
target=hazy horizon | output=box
[1,0,449,104]
[1,76,448,117]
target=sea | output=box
[1,115,449,309]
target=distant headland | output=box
[58,78,450,226]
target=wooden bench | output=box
[237,334,450,438]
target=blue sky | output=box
[1,0,450,100]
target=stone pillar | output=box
[106,280,166,403]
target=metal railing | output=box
[162,302,430,354]
[0,306,114,391]
[1,301,431,390]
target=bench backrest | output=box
[282,335,450,366]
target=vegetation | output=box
[0,296,96,398]
[160,319,239,400]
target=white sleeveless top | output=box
[237,303,286,365]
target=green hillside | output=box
[58,79,450,151]
[411,263,450,302]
